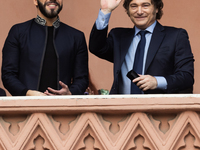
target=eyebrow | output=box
[130,2,151,5]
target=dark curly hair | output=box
[123,0,164,20]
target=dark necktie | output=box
[131,30,147,94]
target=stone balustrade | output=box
[0,94,199,150]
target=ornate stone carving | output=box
[0,96,199,149]
[172,122,200,150]
[30,135,50,150]
[49,114,80,140]
[0,115,28,142]
[72,124,105,150]
[123,124,156,150]
[79,134,100,150]
[178,132,200,150]
[129,134,150,150]
[22,125,55,150]
[98,114,130,142]
[148,113,178,141]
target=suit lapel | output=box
[145,22,166,73]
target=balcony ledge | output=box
[0,94,199,114]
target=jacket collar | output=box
[34,15,60,28]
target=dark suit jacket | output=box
[0,88,6,96]
[2,19,89,96]
[89,22,194,94]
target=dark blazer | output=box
[2,19,89,96]
[0,88,6,96]
[89,22,194,94]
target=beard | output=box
[37,0,63,18]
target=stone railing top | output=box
[0,94,199,100]
[0,94,199,114]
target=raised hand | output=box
[100,0,122,14]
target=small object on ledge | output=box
[98,89,109,95]
[84,92,89,95]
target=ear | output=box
[156,8,158,14]
[33,0,38,6]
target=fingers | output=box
[45,82,71,95]
[133,77,147,91]
[101,0,122,14]
[59,81,72,95]
[47,87,61,95]
[44,90,56,96]
[85,87,94,95]
[139,82,150,91]
[59,81,68,89]
[117,0,122,4]
[132,75,157,91]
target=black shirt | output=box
[39,26,58,92]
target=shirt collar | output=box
[134,21,157,35]
[34,15,60,28]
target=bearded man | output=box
[2,0,89,96]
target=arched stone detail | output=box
[79,134,100,150]
[172,122,200,150]
[178,132,200,150]
[48,114,80,140]
[98,113,130,142]
[72,124,105,150]
[22,125,55,150]
[0,115,29,142]
[123,124,156,150]
[148,113,178,140]
[129,134,151,150]
[29,135,50,150]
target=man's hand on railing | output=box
[26,90,47,96]
[44,81,72,96]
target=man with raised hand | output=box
[89,0,194,94]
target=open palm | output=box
[101,0,122,14]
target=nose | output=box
[137,6,143,15]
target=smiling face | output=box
[128,0,158,30]
[34,0,63,19]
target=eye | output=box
[130,4,137,9]
[142,3,151,8]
